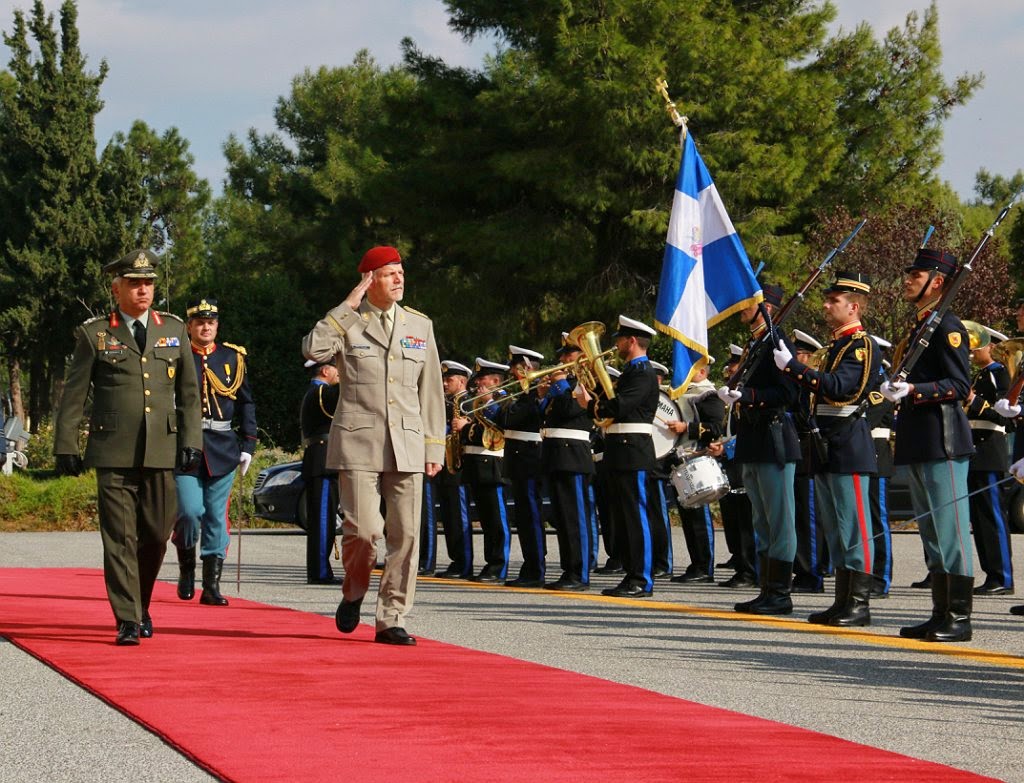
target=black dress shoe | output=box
[601,584,652,598]
[670,570,713,584]
[308,576,343,585]
[417,567,436,577]
[545,577,588,592]
[335,597,363,634]
[470,570,503,583]
[374,627,417,646]
[651,568,672,580]
[717,558,738,571]
[1010,604,1024,616]
[140,612,153,638]
[910,573,932,589]
[718,572,758,588]
[435,568,469,579]
[505,577,545,588]
[973,581,1014,596]
[791,579,824,594]
[116,621,140,646]
[593,561,625,575]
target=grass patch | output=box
[0,471,99,531]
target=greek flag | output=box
[654,131,761,398]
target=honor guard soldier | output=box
[718,285,801,615]
[432,361,475,578]
[453,359,511,582]
[789,329,829,594]
[963,323,1014,595]
[715,345,759,588]
[881,248,975,643]
[54,249,203,645]
[575,316,660,597]
[538,341,596,591]
[591,367,623,574]
[866,336,895,598]
[301,358,341,584]
[495,346,548,586]
[647,360,676,579]
[173,298,257,607]
[775,273,881,626]
[667,359,725,583]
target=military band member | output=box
[647,360,675,579]
[963,323,1014,595]
[303,245,446,646]
[666,360,725,583]
[538,344,596,591]
[866,337,895,598]
[453,359,511,583]
[790,329,828,594]
[301,358,341,584]
[54,249,203,645]
[718,284,801,615]
[172,298,257,607]
[495,346,548,586]
[429,360,475,578]
[591,367,623,574]
[775,273,881,626]
[576,316,660,598]
[881,248,975,643]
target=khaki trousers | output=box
[338,469,422,630]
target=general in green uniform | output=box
[54,249,203,645]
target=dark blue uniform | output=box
[865,379,895,595]
[460,403,509,581]
[301,378,340,582]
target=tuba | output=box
[569,321,617,428]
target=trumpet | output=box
[570,321,617,427]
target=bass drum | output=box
[671,456,731,508]
[652,391,683,460]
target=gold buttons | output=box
[388,377,394,383]
[388,399,394,404]
[144,389,151,396]
[141,357,147,363]
[143,372,149,378]
[144,406,151,413]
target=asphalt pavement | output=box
[1,528,1022,782]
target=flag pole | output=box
[655,79,688,136]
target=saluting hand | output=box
[344,272,374,309]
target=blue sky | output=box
[1,0,1020,200]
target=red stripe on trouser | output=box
[852,475,870,574]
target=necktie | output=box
[132,320,147,351]
[381,310,393,340]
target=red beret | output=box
[358,245,402,273]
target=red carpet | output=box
[0,568,995,782]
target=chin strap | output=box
[914,270,939,305]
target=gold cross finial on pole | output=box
[655,78,688,136]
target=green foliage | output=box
[0,470,98,530]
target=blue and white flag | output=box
[654,131,761,399]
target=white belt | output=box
[503,430,542,443]
[463,445,504,457]
[970,420,1006,433]
[202,419,233,432]
[870,428,891,439]
[541,428,591,441]
[593,453,604,463]
[815,404,859,417]
[605,423,654,435]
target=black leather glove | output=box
[0,452,6,469]
[178,447,203,473]
[55,454,84,476]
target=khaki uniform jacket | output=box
[302,300,445,472]
[54,310,203,469]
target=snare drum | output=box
[652,391,684,460]
[670,456,730,508]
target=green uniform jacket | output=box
[54,310,203,468]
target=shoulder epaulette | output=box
[82,314,106,326]
[222,341,247,356]
[159,311,185,324]
[403,306,430,320]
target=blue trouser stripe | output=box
[318,478,332,578]
[637,471,653,591]
[986,472,1014,587]
[422,479,435,567]
[878,477,892,590]
[528,478,545,576]
[807,479,820,575]
[657,480,672,572]
[703,504,715,577]
[459,486,473,573]
[574,475,590,584]
[496,485,510,579]
[587,483,599,568]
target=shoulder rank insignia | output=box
[948,332,962,349]
[159,311,185,324]
[223,341,247,356]
[869,391,884,405]
[402,306,429,319]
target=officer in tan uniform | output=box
[302,245,445,646]
[54,249,203,645]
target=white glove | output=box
[717,386,742,403]
[994,398,1022,419]
[772,343,793,370]
[1011,457,1024,482]
[238,451,253,476]
[879,380,911,402]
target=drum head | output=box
[652,391,683,459]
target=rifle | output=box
[727,218,868,391]
[887,187,1023,387]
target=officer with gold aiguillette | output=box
[54,249,203,646]
[172,298,257,607]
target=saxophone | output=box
[444,391,466,474]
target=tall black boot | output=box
[200,556,229,606]
[926,574,973,642]
[734,555,769,613]
[177,546,196,601]
[830,570,871,627]
[745,559,793,615]
[808,568,850,625]
[900,573,947,638]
